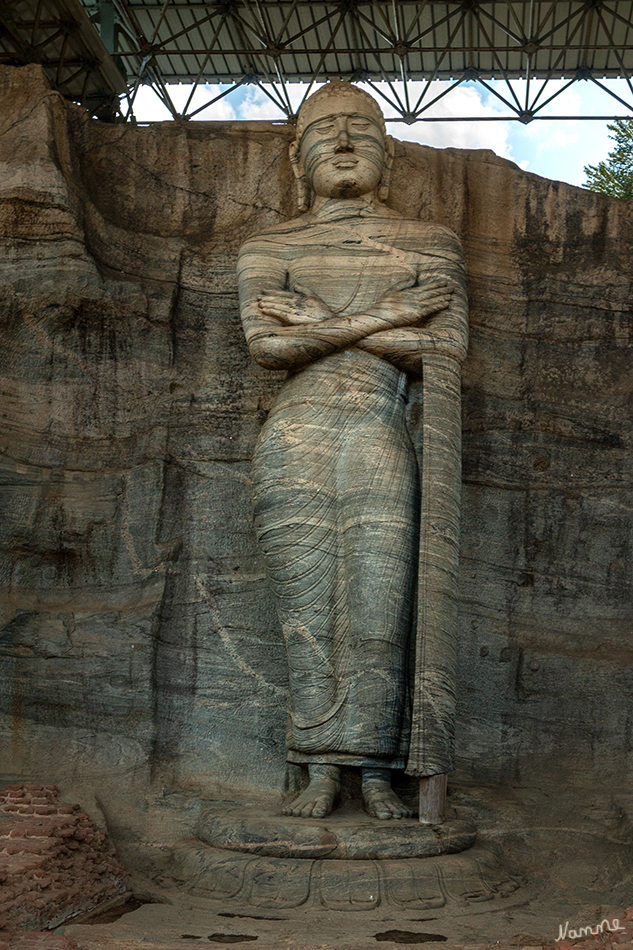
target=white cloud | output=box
[518,83,583,156]
[370,82,514,159]
[127,76,633,187]
[130,84,172,122]
[130,83,236,122]
[196,94,236,121]
[237,87,290,120]
[236,80,515,161]
[505,79,622,183]
[537,127,580,153]
[237,83,325,120]
[176,85,236,120]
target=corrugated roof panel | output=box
[0,0,126,101]
[3,0,632,118]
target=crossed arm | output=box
[237,235,468,375]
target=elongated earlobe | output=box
[378,135,395,202]
[289,139,311,212]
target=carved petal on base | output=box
[169,837,524,912]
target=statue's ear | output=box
[378,134,395,202]
[289,138,310,212]
[289,139,302,179]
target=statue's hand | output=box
[258,284,333,326]
[374,278,454,328]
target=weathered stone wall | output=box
[1,65,631,807]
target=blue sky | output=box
[131,77,633,189]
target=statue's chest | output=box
[285,228,419,314]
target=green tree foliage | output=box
[583,119,633,199]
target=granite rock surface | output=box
[0,64,632,824]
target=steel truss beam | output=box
[0,0,126,118]
[2,1,633,122]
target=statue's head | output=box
[290,82,395,212]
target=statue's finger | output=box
[406,282,451,296]
[386,277,418,293]
[257,294,292,306]
[259,297,294,309]
[420,293,452,307]
[417,275,451,286]
[259,290,298,299]
[258,304,291,317]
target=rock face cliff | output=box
[1,65,632,812]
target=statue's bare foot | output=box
[362,767,414,820]
[282,764,341,819]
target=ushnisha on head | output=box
[289,81,395,212]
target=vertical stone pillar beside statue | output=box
[237,81,468,827]
[407,352,464,823]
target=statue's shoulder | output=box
[396,217,461,245]
[376,214,463,257]
[239,215,312,252]
[423,222,463,258]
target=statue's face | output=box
[298,100,386,200]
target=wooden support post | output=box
[418,773,447,825]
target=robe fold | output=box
[238,197,468,774]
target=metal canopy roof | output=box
[2,1,633,122]
[0,0,126,114]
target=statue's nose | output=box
[334,127,353,152]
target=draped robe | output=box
[238,198,467,772]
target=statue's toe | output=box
[283,780,337,820]
[364,784,414,821]
[365,797,392,820]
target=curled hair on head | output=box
[289,81,394,212]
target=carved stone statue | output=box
[238,82,468,822]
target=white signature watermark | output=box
[556,918,625,942]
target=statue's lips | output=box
[331,158,358,169]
